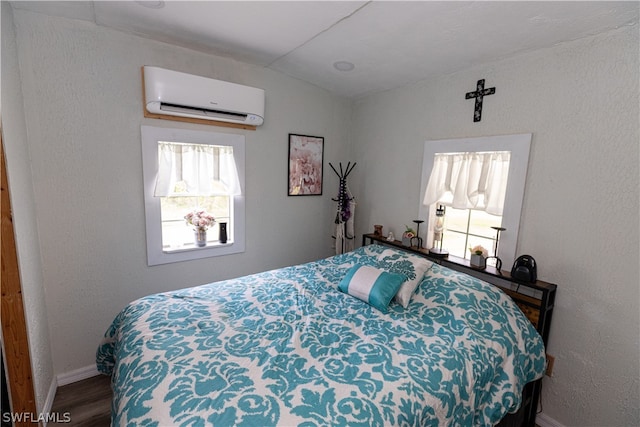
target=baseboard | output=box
[41,377,58,427]
[56,365,100,386]
[536,412,566,427]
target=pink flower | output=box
[184,209,215,230]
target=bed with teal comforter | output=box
[96,244,545,426]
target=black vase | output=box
[219,222,227,244]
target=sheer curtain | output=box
[154,142,241,197]
[423,151,510,215]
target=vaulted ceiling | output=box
[10,1,639,99]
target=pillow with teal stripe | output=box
[338,264,405,313]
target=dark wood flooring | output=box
[50,375,111,426]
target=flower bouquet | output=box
[185,210,216,230]
[185,210,215,247]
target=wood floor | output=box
[50,375,111,426]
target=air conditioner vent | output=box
[160,103,249,121]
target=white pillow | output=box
[376,249,434,308]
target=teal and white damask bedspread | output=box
[96,245,545,426]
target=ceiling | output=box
[10,1,639,99]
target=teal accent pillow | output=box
[339,264,406,313]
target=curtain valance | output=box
[423,151,510,215]
[154,142,241,197]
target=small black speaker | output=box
[219,222,227,244]
[511,255,537,283]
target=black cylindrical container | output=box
[219,222,227,244]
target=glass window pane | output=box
[197,196,230,222]
[160,196,230,249]
[442,231,468,259]
[430,205,504,260]
[162,220,192,248]
[443,207,468,233]
[468,210,502,239]
[161,197,198,221]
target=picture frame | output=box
[288,134,324,196]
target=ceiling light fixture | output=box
[135,1,165,9]
[333,61,355,72]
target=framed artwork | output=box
[288,134,324,196]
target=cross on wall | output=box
[465,79,495,122]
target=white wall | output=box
[1,3,54,413]
[10,10,352,376]
[351,26,639,426]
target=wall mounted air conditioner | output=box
[143,66,265,127]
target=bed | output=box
[97,244,546,426]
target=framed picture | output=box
[288,134,324,196]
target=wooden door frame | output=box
[1,123,39,425]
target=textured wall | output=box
[11,10,352,375]
[351,25,639,426]
[1,4,54,412]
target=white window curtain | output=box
[154,142,241,196]
[423,151,510,215]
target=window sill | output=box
[163,241,233,254]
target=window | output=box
[141,126,245,266]
[423,150,510,266]
[440,206,503,264]
[156,141,239,250]
[418,134,531,269]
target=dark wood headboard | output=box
[362,234,557,347]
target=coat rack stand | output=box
[330,162,356,254]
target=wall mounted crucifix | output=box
[465,79,495,122]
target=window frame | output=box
[141,125,245,266]
[418,133,532,269]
